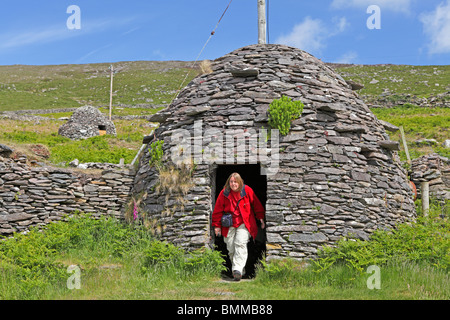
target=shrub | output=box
[184,249,227,276]
[142,241,184,267]
[268,96,304,135]
[148,140,164,168]
[50,135,136,164]
[141,241,226,277]
[312,201,450,273]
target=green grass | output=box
[371,106,450,159]
[337,64,450,100]
[0,200,448,300]
[48,135,137,164]
[0,117,154,165]
[236,260,448,299]
[0,214,225,300]
[0,61,197,112]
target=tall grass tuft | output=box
[0,214,224,299]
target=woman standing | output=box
[212,172,265,281]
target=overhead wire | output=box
[133,0,234,161]
[171,0,233,103]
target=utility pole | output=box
[109,64,114,121]
[258,0,267,44]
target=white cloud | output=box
[332,17,350,35]
[420,0,450,54]
[336,51,359,64]
[276,16,348,54]
[76,43,113,63]
[276,17,327,53]
[331,0,412,13]
[0,27,76,49]
[0,17,136,50]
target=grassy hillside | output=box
[371,106,449,159]
[0,61,448,165]
[335,64,450,105]
[0,61,197,111]
[335,63,450,160]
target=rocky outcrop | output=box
[366,92,450,109]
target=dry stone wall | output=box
[0,154,135,235]
[410,153,450,202]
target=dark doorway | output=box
[98,125,107,136]
[211,164,267,279]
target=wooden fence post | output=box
[421,181,430,216]
[399,126,411,166]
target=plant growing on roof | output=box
[149,140,164,168]
[268,95,304,135]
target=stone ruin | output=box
[58,106,116,140]
[132,44,417,265]
[410,153,450,203]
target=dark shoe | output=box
[232,270,242,282]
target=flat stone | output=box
[7,212,35,222]
[320,204,338,215]
[230,68,259,77]
[235,97,253,104]
[378,120,399,132]
[189,96,210,106]
[304,174,326,182]
[378,140,400,151]
[266,232,286,243]
[102,172,123,180]
[335,124,367,133]
[362,198,385,206]
[267,80,296,90]
[185,105,211,116]
[0,144,13,158]
[2,173,20,181]
[326,136,352,145]
[289,232,328,243]
[351,171,371,182]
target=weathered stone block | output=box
[288,232,328,243]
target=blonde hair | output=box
[224,172,244,192]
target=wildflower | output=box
[133,201,138,221]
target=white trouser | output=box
[224,224,250,274]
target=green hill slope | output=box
[0,61,448,164]
[334,63,450,108]
[0,61,197,112]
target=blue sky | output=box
[0,0,449,66]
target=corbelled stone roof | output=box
[134,44,416,259]
[58,106,116,140]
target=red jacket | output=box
[212,185,265,239]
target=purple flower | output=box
[133,201,138,220]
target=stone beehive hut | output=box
[132,44,416,262]
[58,106,116,140]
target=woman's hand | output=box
[259,219,265,229]
[215,227,221,236]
